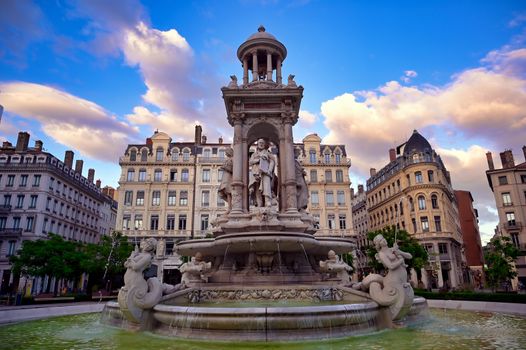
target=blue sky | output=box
[1,0,526,243]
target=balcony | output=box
[0,228,23,237]
[0,205,12,213]
[504,221,522,231]
[315,228,353,237]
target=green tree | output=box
[366,226,428,281]
[484,236,519,291]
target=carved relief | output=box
[186,287,343,303]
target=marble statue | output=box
[294,148,309,211]
[249,138,276,208]
[218,147,234,212]
[354,234,414,321]
[287,74,297,87]
[180,252,212,286]
[118,238,163,323]
[228,75,238,88]
[319,250,352,283]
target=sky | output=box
[1,0,526,244]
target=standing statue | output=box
[249,138,276,208]
[294,148,309,211]
[118,238,163,324]
[218,147,234,212]
[354,234,414,321]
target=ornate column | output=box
[282,113,298,213]
[230,114,245,214]
[276,57,282,84]
[266,51,272,81]
[252,51,258,82]
[243,57,248,85]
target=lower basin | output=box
[1,308,525,349]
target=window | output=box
[130,149,137,161]
[337,191,345,206]
[170,169,178,182]
[438,243,448,254]
[309,150,316,164]
[434,216,442,231]
[180,191,188,206]
[183,149,190,161]
[45,197,51,210]
[124,191,133,205]
[324,153,331,164]
[7,241,16,256]
[201,190,210,207]
[502,192,512,206]
[336,170,344,183]
[218,169,224,181]
[521,174,526,184]
[178,215,187,230]
[29,195,37,208]
[203,149,211,159]
[138,169,146,182]
[33,175,41,187]
[150,215,159,230]
[152,191,161,206]
[201,215,209,231]
[167,215,175,230]
[406,174,411,186]
[0,217,6,229]
[181,169,189,182]
[310,170,318,183]
[415,171,423,184]
[202,169,210,183]
[156,147,164,161]
[172,150,179,161]
[506,212,516,225]
[122,215,131,230]
[3,195,11,207]
[154,169,162,182]
[16,195,25,208]
[418,195,426,210]
[25,217,34,232]
[217,195,225,207]
[141,149,148,162]
[431,194,438,209]
[400,201,404,215]
[428,170,434,182]
[421,216,429,232]
[168,191,177,206]
[498,176,508,185]
[7,175,15,187]
[325,170,332,183]
[339,215,346,229]
[218,149,225,159]
[328,214,336,229]
[325,191,334,206]
[136,191,144,206]
[411,218,417,233]
[13,217,21,229]
[20,175,28,187]
[311,191,319,205]
[335,153,341,164]
[134,215,143,229]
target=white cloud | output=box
[0,82,138,161]
[401,70,418,83]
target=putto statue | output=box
[354,234,414,321]
[180,252,212,286]
[118,238,163,324]
[218,147,234,212]
[319,250,352,283]
[249,138,276,208]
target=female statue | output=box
[218,147,234,212]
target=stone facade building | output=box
[116,128,354,259]
[485,147,526,289]
[366,130,466,289]
[0,132,117,294]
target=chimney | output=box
[370,168,376,176]
[358,184,364,193]
[88,168,95,183]
[523,145,526,162]
[96,179,101,188]
[500,150,515,169]
[201,135,207,144]
[218,136,223,144]
[64,150,74,169]
[15,132,30,152]
[486,151,495,170]
[195,125,202,145]
[2,141,13,148]
[75,160,84,175]
[34,140,43,151]
[146,137,152,147]
[389,148,396,162]
[351,188,355,198]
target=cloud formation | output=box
[0,82,138,161]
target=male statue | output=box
[249,138,276,208]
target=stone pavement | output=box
[0,302,106,325]
[427,299,526,316]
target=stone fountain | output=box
[102,26,428,341]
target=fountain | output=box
[102,26,428,341]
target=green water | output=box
[0,309,525,350]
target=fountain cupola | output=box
[237,25,287,85]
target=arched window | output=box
[418,195,426,210]
[431,194,439,209]
[409,197,414,212]
[335,151,341,164]
[141,149,148,162]
[130,149,137,161]
[156,147,164,161]
[309,149,316,164]
[181,168,189,182]
[172,149,179,161]
[324,151,331,164]
[183,149,190,161]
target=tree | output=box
[484,236,519,291]
[366,226,428,281]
